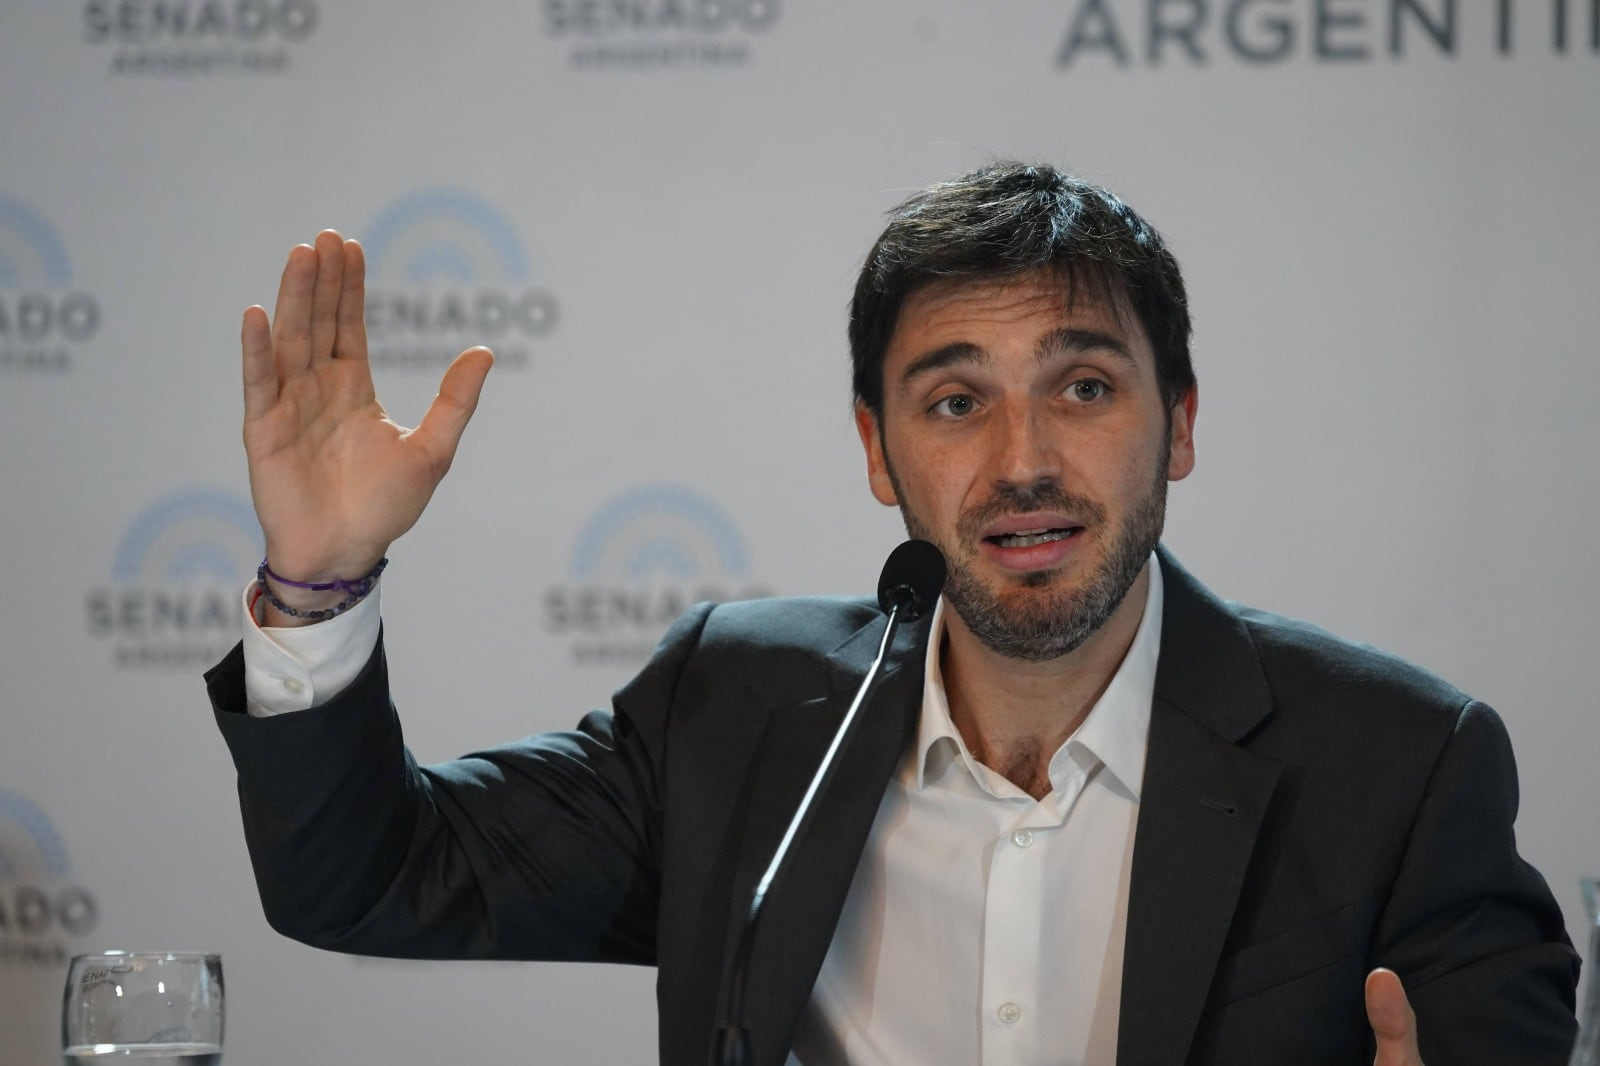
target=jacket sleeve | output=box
[1371,699,1580,1064]
[205,604,716,965]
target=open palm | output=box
[242,230,492,599]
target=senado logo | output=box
[545,485,774,665]
[85,488,262,670]
[0,195,101,376]
[0,788,98,968]
[1055,0,1598,69]
[543,0,781,69]
[82,0,318,76]
[361,189,556,374]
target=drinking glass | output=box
[1573,879,1600,1066]
[62,952,224,1064]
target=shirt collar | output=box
[909,552,1163,800]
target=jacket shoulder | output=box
[1230,602,1478,738]
[698,594,882,654]
[614,595,883,712]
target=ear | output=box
[854,402,900,507]
[1167,385,1198,482]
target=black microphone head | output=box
[877,539,947,622]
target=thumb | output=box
[1367,967,1424,1066]
[412,345,494,470]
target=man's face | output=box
[855,271,1196,662]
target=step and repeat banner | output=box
[2,1,1596,1062]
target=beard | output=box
[890,461,1168,664]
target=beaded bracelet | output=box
[256,556,389,622]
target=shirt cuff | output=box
[241,580,383,717]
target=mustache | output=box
[957,481,1107,540]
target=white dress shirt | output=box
[241,558,1162,1065]
[789,561,1160,1066]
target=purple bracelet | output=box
[261,557,387,596]
[256,557,388,622]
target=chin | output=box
[1017,568,1058,589]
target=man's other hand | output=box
[1367,967,1425,1066]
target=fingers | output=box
[334,238,369,363]
[1367,968,1424,1066]
[270,242,317,376]
[307,230,346,367]
[411,347,495,475]
[241,305,277,420]
[269,231,356,378]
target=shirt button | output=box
[997,1002,1023,1024]
[281,677,304,695]
[1011,828,1034,848]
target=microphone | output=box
[713,540,947,1066]
[877,538,947,622]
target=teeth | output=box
[993,529,1074,548]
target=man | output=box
[207,162,1579,1065]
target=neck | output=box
[940,561,1151,800]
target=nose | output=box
[991,401,1061,490]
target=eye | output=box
[1067,379,1108,403]
[930,393,977,418]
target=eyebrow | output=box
[897,327,1138,390]
[1035,327,1137,367]
[898,342,988,387]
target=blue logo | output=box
[0,194,100,374]
[111,489,263,583]
[547,485,771,665]
[88,488,260,669]
[364,189,529,286]
[0,195,72,290]
[571,485,749,581]
[0,789,70,883]
[360,189,554,372]
[0,787,98,956]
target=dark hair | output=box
[849,161,1195,415]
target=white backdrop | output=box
[1,1,1596,1062]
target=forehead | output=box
[885,271,1151,368]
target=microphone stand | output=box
[711,597,917,1066]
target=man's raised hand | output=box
[241,230,493,623]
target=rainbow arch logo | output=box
[362,189,530,285]
[111,489,262,583]
[0,788,70,882]
[0,194,72,290]
[571,486,749,580]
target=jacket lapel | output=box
[706,551,1278,1066]
[718,609,928,1066]
[1117,549,1284,1066]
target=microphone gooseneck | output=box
[713,540,947,1066]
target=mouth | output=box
[985,526,1083,549]
[975,514,1089,573]
[980,509,1088,545]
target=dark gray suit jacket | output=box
[208,549,1578,1065]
